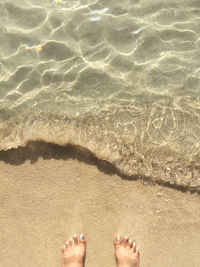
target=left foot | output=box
[62,234,86,267]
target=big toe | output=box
[114,235,122,247]
[79,234,87,246]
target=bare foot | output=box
[62,234,86,267]
[114,235,140,267]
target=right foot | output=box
[62,234,86,267]
[114,235,140,267]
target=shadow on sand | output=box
[0,141,199,195]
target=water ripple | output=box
[0,0,200,190]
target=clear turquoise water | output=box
[0,0,200,189]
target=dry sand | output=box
[0,143,200,267]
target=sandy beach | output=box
[0,142,200,267]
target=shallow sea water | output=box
[0,0,200,190]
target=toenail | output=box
[124,236,128,240]
[65,241,69,245]
[116,236,120,242]
[80,234,84,240]
[129,239,132,243]
[133,242,136,246]
[73,234,77,237]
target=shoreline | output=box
[0,142,200,266]
[0,141,199,194]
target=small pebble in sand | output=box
[157,192,162,197]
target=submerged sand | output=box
[1,1,200,190]
[0,143,200,267]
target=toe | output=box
[62,241,69,252]
[73,234,79,246]
[79,234,86,246]
[69,238,74,247]
[62,244,66,253]
[114,235,122,246]
[123,236,129,247]
[136,247,140,256]
[65,241,69,249]
[128,239,133,249]
[133,242,137,253]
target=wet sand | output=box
[0,143,200,267]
